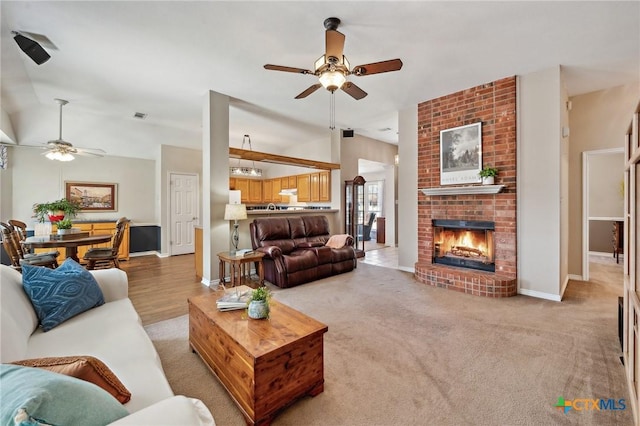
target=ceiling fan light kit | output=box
[39,99,106,162]
[264,17,403,128]
[12,31,50,65]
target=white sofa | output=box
[0,264,215,425]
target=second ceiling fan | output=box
[264,17,403,100]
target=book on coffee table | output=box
[217,285,252,311]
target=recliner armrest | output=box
[256,246,282,259]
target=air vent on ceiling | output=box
[133,112,147,119]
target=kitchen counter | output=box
[247,209,338,215]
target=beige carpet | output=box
[144,262,631,425]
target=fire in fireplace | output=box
[432,219,495,272]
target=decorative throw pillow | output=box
[0,364,129,426]
[11,356,131,404]
[22,258,105,332]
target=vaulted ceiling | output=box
[1,1,638,160]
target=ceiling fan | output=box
[264,17,403,100]
[22,99,106,161]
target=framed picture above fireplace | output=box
[440,122,482,185]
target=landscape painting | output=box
[66,181,117,212]
[440,122,482,185]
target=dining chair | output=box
[83,217,129,270]
[8,219,60,258]
[0,222,59,271]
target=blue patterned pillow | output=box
[22,259,105,332]
[0,364,128,426]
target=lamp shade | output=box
[224,204,247,221]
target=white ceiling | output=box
[1,1,638,160]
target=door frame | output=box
[168,172,200,256]
[582,148,624,281]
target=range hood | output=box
[278,188,298,196]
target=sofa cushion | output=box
[0,265,39,363]
[11,356,131,404]
[22,258,105,332]
[288,217,306,239]
[283,250,318,273]
[0,364,129,426]
[25,298,174,413]
[332,246,357,263]
[302,215,330,237]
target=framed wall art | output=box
[440,122,482,185]
[65,181,117,212]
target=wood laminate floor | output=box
[120,254,212,326]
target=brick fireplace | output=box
[414,76,517,297]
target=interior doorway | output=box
[582,148,624,281]
[358,159,395,253]
[169,173,199,256]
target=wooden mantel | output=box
[229,147,340,170]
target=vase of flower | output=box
[247,286,271,319]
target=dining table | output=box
[23,234,113,263]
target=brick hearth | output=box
[415,76,517,297]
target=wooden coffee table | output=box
[188,292,328,425]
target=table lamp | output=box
[224,203,247,254]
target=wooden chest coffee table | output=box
[188,291,328,425]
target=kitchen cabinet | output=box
[228,171,331,204]
[249,179,263,203]
[235,178,250,203]
[297,174,311,202]
[310,173,320,201]
[272,179,282,202]
[262,180,273,202]
[319,171,330,201]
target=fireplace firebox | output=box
[432,219,495,272]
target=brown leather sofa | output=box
[249,215,356,288]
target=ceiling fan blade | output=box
[325,30,345,62]
[341,81,367,100]
[75,150,105,157]
[295,84,322,99]
[352,59,403,76]
[264,64,313,74]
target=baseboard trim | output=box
[589,251,614,258]
[518,288,562,302]
[568,274,584,282]
[398,266,415,273]
[129,251,160,258]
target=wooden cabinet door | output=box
[229,178,236,190]
[235,178,249,203]
[280,177,289,203]
[319,171,330,201]
[310,173,320,201]
[262,180,273,202]
[297,174,311,202]
[272,179,282,202]
[249,179,263,203]
[289,176,297,188]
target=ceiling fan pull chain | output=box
[329,93,335,130]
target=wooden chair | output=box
[83,217,129,270]
[8,219,60,258]
[0,222,58,271]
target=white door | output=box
[170,173,198,255]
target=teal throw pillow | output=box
[0,364,129,426]
[22,258,105,332]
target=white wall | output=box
[398,105,418,272]
[517,67,563,300]
[589,153,624,218]
[5,147,155,226]
[160,145,203,255]
[568,83,640,276]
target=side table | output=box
[217,251,265,289]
